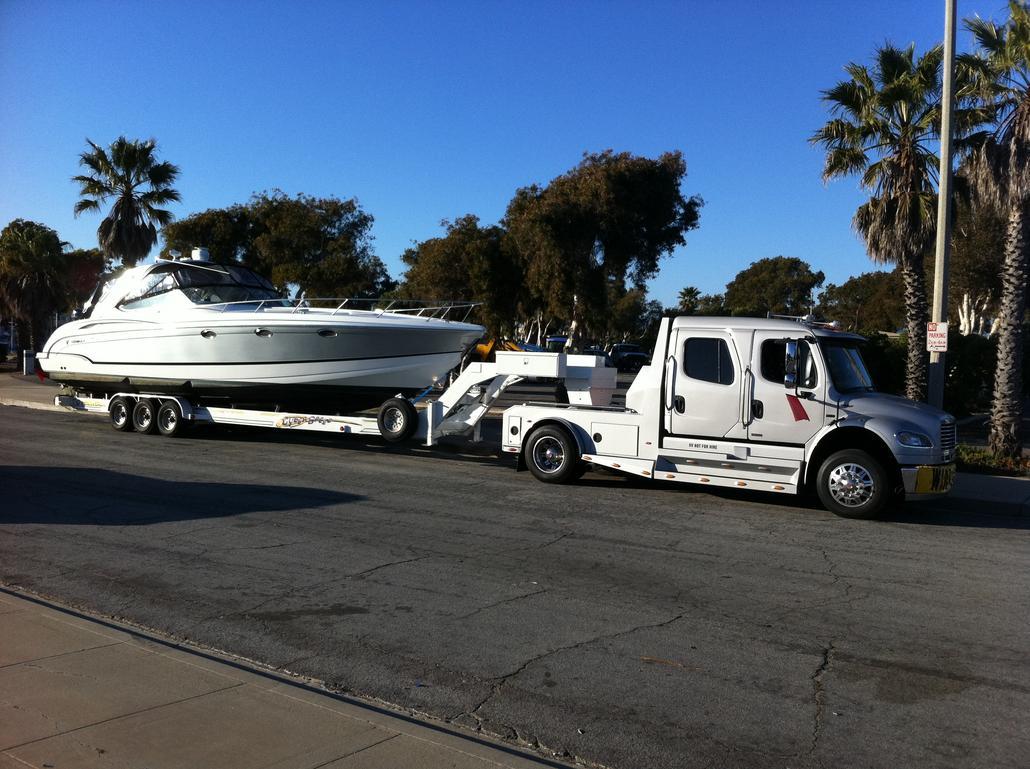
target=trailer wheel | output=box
[377,398,418,443]
[525,425,581,484]
[132,399,158,434]
[109,396,134,432]
[157,401,184,437]
[815,449,890,519]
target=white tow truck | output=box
[57,315,957,519]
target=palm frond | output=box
[73,199,101,216]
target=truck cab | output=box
[504,316,956,518]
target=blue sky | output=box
[0,0,1012,305]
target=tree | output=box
[65,248,110,310]
[962,1,1030,457]
[945,195,1006,335]
[158,206,250,263]
[695,293,728,316]
[399,215,521,337]
[677,286,701,314]
[817,270,905,332]
[724,256,824,316]
[73,137,181,267]
[0,220,69,351]
[163,191,393,298]
[504,150,703,345]
[812,43,979,401]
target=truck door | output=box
[666,330,744,439]
[747,333,828,445]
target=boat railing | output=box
[204,296,480,323]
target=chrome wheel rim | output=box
[383,407,405,433]
[137,405,152,430]
[112,403,128,427]
[159,409,177,432]
[828,463,874,507]
[532,436,565,474]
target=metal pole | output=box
[928,0,957,409]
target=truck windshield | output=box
[822,341,876,393]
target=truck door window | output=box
[684,338,735,385]
[760,340,818,388]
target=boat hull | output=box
[37,313,483,411]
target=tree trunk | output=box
[899,256,929,401]
[988,204,1028,458]
[12,318,30,369]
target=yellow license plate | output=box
[914,464,955,494]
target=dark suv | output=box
[607,343,650,373]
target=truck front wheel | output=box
[816,449,891,519]
[525,425,581,484]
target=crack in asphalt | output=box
[459,608,692,729]
[510,531,574,553]
[452,587,549,621]
[186,553,429,630]
[808,639,836,756]
[347,554,428,579]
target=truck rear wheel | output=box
[525,425,580,484]
[377,398,418,443]
[816,449,890,519]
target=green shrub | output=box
[956,444,1030,476]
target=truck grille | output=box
[940,419,956,460]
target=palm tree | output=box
[812,44,956,401]
[677,286,701,314]
[73,137,181,267]
[960,3,1030,458]
[0,219,69,351]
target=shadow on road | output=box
[883,505,1030,530]
[0,466,364,525]
[176,423,506,465]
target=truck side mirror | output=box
[784,340,798,389]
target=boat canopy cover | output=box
[84,261,285,316]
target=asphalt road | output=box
[1,405,1028,769]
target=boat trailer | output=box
[55,351,616,446]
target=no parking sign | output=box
[927,322,948,352]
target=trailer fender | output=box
[516,417,588,472]
[526,417,589,452]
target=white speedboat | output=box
[36,258,484,411]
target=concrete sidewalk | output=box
[0,589,568,769]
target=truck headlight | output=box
[896,431,933,448]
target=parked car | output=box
[606,343,650,373]
[544,335,568,352]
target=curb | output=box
[0,396,65,413]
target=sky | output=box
[0,0,1014,306]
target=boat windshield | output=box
[821,339,876,393]
[175,264,284,305]
[118,263,286,309]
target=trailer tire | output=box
[377,398,418,443]
[157,401,184,437]
[132,399,158,434]
[525,425,581,484]
[109,396,134,432]
[816,449,891,519]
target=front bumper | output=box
[901,463,956,496]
